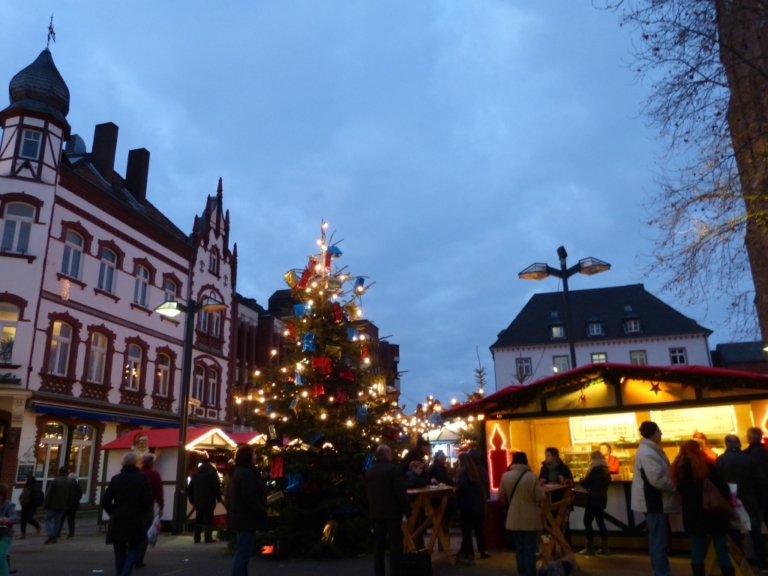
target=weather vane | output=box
[47,14,56,48]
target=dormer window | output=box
[587,322,603,336]
[625,319,641,333]
[551,325,566,339]
[20,130,42,160]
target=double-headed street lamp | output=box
[155,295,227,535]
[518,246,610,371]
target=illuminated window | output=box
[87,332,107,383]
[630,350,647,365]
[61,231,83,279]
[20,129,42,159]
[1,203,34,254]
[156,354,170,397]
[98,249,117,294]
[125,344,142,390]
[48,322,72,376]
[550,325,565,339]
[591,352,607,364]
[0,303,19,364]
[669,347,687,365]
[553,355,569,373]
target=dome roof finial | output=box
[4,47,70,124]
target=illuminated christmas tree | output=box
[241,221,403,557]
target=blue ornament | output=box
[295,371,304,385]
[266,403,273,414]
[354,277,365,291]
[356,403,368,424]
[347,328,359,341]
[364,454,375,470]
[328,245,343,258]
[309,432,325,446]
[302,333,317,352]
[294,303,307,317]
[286,473,304,495]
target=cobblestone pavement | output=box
[9,518,699,575]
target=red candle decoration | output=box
[332,303,343,323]
[488,425,510,490]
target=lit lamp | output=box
[155,293,227,535]
[519,246,610,370]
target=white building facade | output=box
[491,284,712,390]
[0,49,237,503]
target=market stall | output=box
[441,363,768,548]
[99,427,237,524]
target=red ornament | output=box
[332,303,343,323]
[334,390,347,404]
[339,368,355,381]
[324,251,332,271]
[287,323,297,340]
[311,356,332,375]
[295,257,318,291]
[270,457,284,479]
[361,345,369,359]
[309,384,326,397]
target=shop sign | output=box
[651,405,736,437]
[15,458,36,484]
[570,412,638,443]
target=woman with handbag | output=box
[579,451,611,556]
[670,440,734,576]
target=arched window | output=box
[20,129,42,160]
[61,231,83,279]
[1,203,34,254]
[35,422,65,494]
[156,354,170,397]
[68,425,95,502]
[134,265,149,307]
[87,332,107,384]
[207,368,218,406]
[98,249,117,294]
[163,279,176,303]
[193,365,204,400]
[48,322,72,376]
[124,344,142,390]
[0,303,19,364]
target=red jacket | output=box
[140,466,164,510]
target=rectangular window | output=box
[670,347,687,365]
[20,129,42,160]
[212,312,220,338]
[200,311,209,333]
[0,326,16,364]
[630,350,647,365]
[193,366,205,400]
[134,266,149,307]
[550,325,565,339]
[587,323,603,336]
[591,352,607,364]
[625,319,641,333]
[87,333,107,384]
[515,357,532,378]
[553,355,570,373]
[157,355,170,397]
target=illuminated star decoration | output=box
[47,15,56,48]
[649,381,662,396]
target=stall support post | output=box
[172,298,197,535]
[559,253,578,371]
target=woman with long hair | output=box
[579,451,611,556]
[670,440,734,576]
[455,452,486,565]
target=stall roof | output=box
[441,362,768,419]
[101,427,236,450]
[229,432,266,445]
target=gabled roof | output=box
[101,427,236,450]
[715,341,766,366]
[491,284,710,349]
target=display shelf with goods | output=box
[238,221,404,557]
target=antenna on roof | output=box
[47,14,56,48]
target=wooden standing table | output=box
[402,486,454,554]
[539,482,576,565]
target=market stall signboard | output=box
[650,405,736,437]
[570,412,637,443]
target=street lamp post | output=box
[518,246,610,370]
[155,296,227,535]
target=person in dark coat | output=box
[455,453,487,565]
[404,461,431,489]
[43,466,73,544]
[17,474,42,539]
[467,449,491,559]
[188,452,222,543]
[399,438,430,476]
[227,444,267,576]
[56,472,82,539]
[365,445,410,576]
[744,427,768,527]
[673,440,734,576]
[579,451,611,556]
[717,435,767,571]
[101,452,153,576]
[426,451,454,486]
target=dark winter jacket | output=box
[404,470,429,489]
[102,465,153,545]
[455,470,486,516]
[365,460,410,522]
[226,464,267,532]
[19,478,43,510]
[580,462,611,509]
[677,462,731,536]
[44,473,73,511]
[716,448,765,516]
[68,479,82,511]
[188,461,221,511]
[426,462,454,486]
[538,458,574,484]
[744,442,768,496]
[399,449,427,477]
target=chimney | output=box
[125,148,150,201]
[91,122,119,180]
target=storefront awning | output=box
[33,403,178,428]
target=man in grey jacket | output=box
[43,466,73,544]
[631,421,679,576]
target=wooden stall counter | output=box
[402,485,454,555]
[540,482,576,567]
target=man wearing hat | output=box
[631,421,679,576]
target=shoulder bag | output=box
[702,477,731,518]
[505,470,530,506]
